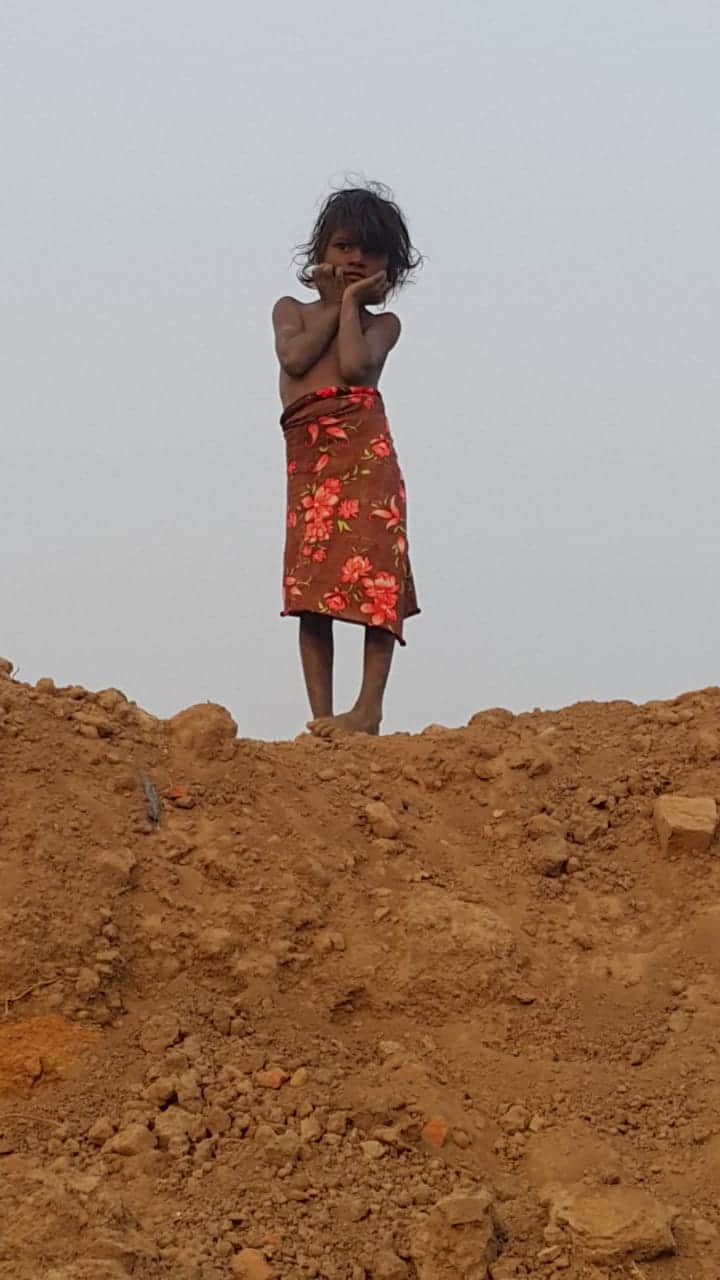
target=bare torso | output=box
[278,299,386,407]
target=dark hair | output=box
[296,181,422,293]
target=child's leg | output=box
[352,626,395,730]
[299,613,334,717]
[309,626,395,737]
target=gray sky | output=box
[3,1,719,740]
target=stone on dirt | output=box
[548,1185,675,1263]
[230,1248,273,1279]
[365,800,400,839]
[654,794,718,855]
[411,1189,498,1279]
[106,1123,156,1156]
[167,702,237,759]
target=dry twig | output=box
[3,978,59,1018]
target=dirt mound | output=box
[1,661,720,1279]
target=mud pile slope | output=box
[1,658,720,1280]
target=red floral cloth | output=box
[281,386,419,643]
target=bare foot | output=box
[307,710,381,739]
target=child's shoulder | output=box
[368,309,402,343]
[272,294,315,325]
[273,294,311,312]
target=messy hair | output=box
[296,181,422,293]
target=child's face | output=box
[322,228,389,282]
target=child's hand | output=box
[343,271,389,306]
[312,264,347,304]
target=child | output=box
[273,183,421,737]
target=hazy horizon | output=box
[3,2,720,739]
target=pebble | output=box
[532,837,569,877]
[361,1139,386,1159]
[421,1117,449,1148]
[373,1249,409,1278]
[300,1115,324,1143]
[365,800,400,839]
[378,1040,404,1059]
[231,1248,273,1279]
[106,1123,156,1156]
[501,1104,530,1134]
[87,1116,115,1145]
[255,1067,289,1090]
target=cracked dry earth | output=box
[1,656,720,1279]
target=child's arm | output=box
[273,297,340,378]
[273,266,346,378]
[337,273,401,384]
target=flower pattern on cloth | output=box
[280,386,419,644]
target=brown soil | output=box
[1,662,720,1279]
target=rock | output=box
[548,1185,675,1263]
[176,1068,203,1111]
[654,795,717,855]
[143,1076,178,1107]
[0,658,14,676]
[231,1249,273,1279]
[532,836,569,877]
[473,760,500,781]
[437,1192,495,1226]
[73,708,114,738]
[567,811,609,844]
[506,746,554,776]
[365,800,400,840]
[96,688,127,712]
[300,1114,324,1142]
[537,1244,563,1263]
[87,1116,115,1145]
[35,677,56,694]
[362,1140,386,1159]
[692,1217,718,1245]
[378,1039,404,1059]
[154,1107,196,1155]
[204,1105,232,1135]
[372,1249,409,1278]
[255,1066,289,1090]
[422,1116,450,1148]
[138,1013,182,1054]
[525,813,563,840]
[411,1189,498,1279]
[501,1105,529,1134]
[96,847,137,887]
[325,1110,348,1134]
[373,837,399,855]
[290,1067,309,1088]
[75,967,101,998]
[489,1261,523,1279]
[106,1123,156,1156]
[167,703,237,760]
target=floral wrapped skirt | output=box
[281,385,419,643]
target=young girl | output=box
[273,183,421,737]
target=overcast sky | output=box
[3,1,719,740]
